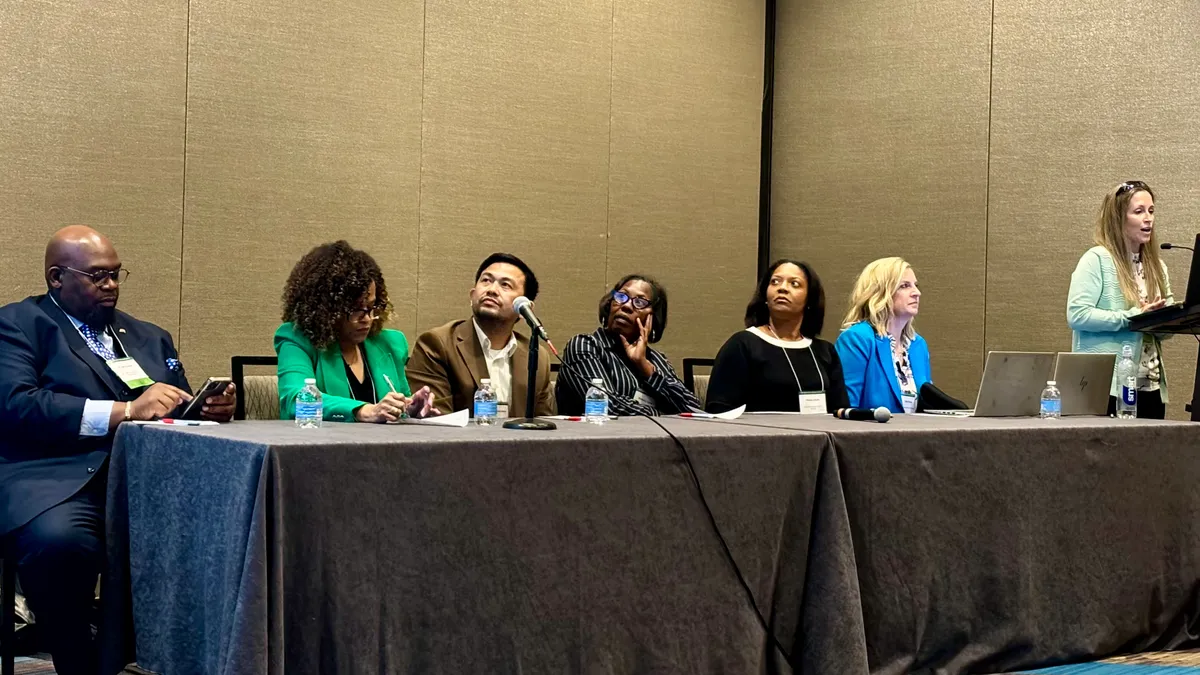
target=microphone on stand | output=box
[1161,242,1195,252]
[512,296,558,357]
[833,407,892,423]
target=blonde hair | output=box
[1096,181,1167,306]
[842,257,916,341]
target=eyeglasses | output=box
[612,291,651,310]
[1116,180,1148,196]
[348,302,386,322]
[59,266,130,287]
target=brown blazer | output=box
[407,319,554,417]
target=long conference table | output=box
[97,414,1200,675]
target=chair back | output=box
[231,356,279,420]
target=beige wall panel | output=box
[772,0,993,401]
[607,0,764,365]
[0,1,188,336]
[179,0,425,379]
[417,0,613,344]
[987,0,1200,418]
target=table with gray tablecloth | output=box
[101,414,1200,675]
[100,417,864,675]
[714,413,1200,675]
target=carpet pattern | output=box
[1015,649,1200,673]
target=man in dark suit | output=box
[407,253,554,418]
[0,226,236,675]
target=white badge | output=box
[106,357,154,389]
[496,403,510,419]
[633,390,655,407]
[902,394,918,414]
[798,391,827,415]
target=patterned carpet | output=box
[1013,649,1200,673]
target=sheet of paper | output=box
[392,408,470,428]
[131,420,220,427]
[680,405,746,420]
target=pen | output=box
[382,374,397,393]
[160,418,203,426]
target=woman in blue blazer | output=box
[835,257,931,413]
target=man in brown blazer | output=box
[408,253,554,417]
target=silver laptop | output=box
[1053,352,1116,416]
[926,351,1056,417]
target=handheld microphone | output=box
[833,407,891,423]
[1161,242,1195,252]
[512,296,558,356]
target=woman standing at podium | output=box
[1067,180,1174,418]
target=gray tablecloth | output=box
[709,414,1200,674]
[102,417,865,675]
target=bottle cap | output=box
[304,378,316,384]
[1047,380,1056,386]
[481,378,491,385]
[591,378,603,385]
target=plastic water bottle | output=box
[474,378,498,426]
[1039,380,1061,419]
[584,378,609,424]
[1116,343,1138,419]
[295,378,323,429]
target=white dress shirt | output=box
[51,296,119,437]
[473,319,518,405]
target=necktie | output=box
[78,324,117,361]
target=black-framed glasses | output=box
[60,266,130,287]
[348,302,386,321]
[1116,180,1147,196]
[612,290,651,310]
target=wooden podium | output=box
[1129,233,1200,421]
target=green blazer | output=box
[274,322,413,422]
[1067,245,1174,401]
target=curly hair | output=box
[281,241,392,349]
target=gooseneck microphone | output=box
[512,296,558,356]
[834,407,892,423]
[1161,242,1195,252]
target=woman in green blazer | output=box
[1067,181,1173,418]
[275,241,435,422]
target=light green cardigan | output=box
[1066,246,1174,401]
[274,322,413,422]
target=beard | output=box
[82,304,116,329]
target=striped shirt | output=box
[556,327,700,416]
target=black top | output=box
[343,345,376,404]
[705,329,849,414]
[556,327,701,416]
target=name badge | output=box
[798,391,827,415]
[106,357,154,389]
[902,394,918,414]
[633,390,656,407]
[496,403,510,419]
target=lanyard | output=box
[767,325,824,393]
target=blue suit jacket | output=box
[834,320,932,413]
[0,294,191,535]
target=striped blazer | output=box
[555,327,700,416]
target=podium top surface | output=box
[1129,303,1200,334]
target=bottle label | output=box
[1040,399,1061,415]
[1121,386,1137,406]
[585,399,608,417]
[295,401,321,419]
[475,400,497,418]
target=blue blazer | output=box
[0,294,191,535]
[834,320,932,413]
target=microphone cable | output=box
[550,353,795,666]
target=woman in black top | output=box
[706,259,849,414]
